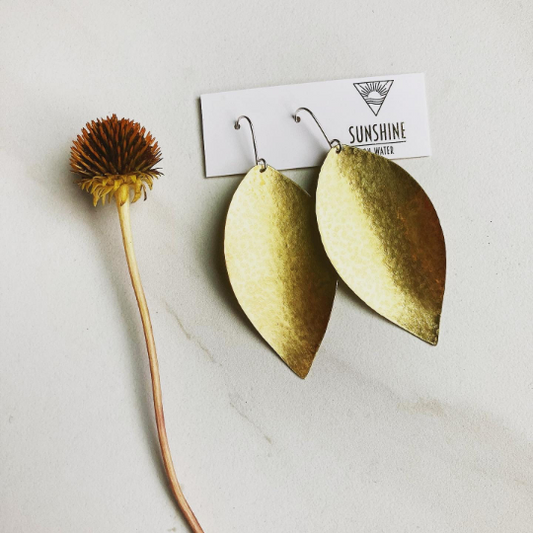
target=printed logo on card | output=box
[353,80,394,116]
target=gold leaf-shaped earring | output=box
[294,107,446,345]
[225,115,337,378]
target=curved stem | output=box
[116,189,204,533]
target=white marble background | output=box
[1,1,532,531]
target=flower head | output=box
[70,115,162,206]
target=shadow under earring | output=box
[224,115,336,378]
[294,107,446,345]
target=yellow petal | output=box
[131,182,142,203]
[225,165,337,377]
[316,146,446,344]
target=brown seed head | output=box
[70,115,162,206]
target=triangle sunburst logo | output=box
[353,80,394,116]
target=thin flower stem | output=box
[116,189,204,533]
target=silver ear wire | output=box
[235,115,267,172]
[294,107,342,153]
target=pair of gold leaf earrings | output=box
[225,108,446,378]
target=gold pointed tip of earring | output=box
[416,328,439,346]
[285,353,317,379]
[398,317,441,346]
[428,336,439,347]
[290,364,311,379]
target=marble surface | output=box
[1,1,532,531]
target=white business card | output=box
[201,73,431,177]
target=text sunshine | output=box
[348,122,406,145]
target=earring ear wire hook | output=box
[294,107,342,153]
[235,115,267,172]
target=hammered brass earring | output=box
[294,107,446,345]
[224,116,336,378]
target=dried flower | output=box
[70,114,162,205]
[71,116,204,533]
